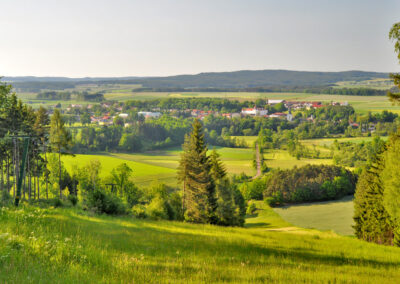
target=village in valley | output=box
[57,98,354,127]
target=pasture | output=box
[61,146,257,187]
[61,143,336,188]
[273,196,355,235]
[1,204,400,283]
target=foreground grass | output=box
[273,196,354,235]
[0,204,399,283]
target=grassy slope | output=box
[61,154,177,187]
[274,196,354,235]
[0,204,399,283]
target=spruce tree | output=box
[50,109,72,198]
[353,157,395,245]
[209,149,244,226]
[178,119,217,224]
[381,134,400,246]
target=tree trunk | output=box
[33,166,36,200]
[23,168,26,200]
[43,145,49,199]
[6,156,10,193]
[28,155,31,201]
[1,159,3,192]
[13,142,16,198]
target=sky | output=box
[0,0,400,77]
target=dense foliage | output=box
[178,120,245,226]
[353,23,400,247]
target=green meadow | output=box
[274,196,355,235]
[61,147,257,187]
[61,143,336,187]
[1,203,399,283]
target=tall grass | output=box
[0,203,399,283]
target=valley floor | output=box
[0,203,399,283]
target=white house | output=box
[138,111,162,119]
[241,107,268,116]
[118,113,129,118]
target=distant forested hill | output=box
[3,70,390,91]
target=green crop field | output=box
[273,196,354,235]
[61,154,177,187]
[1,203,399,283]
[301,136,389,148]
[61,144,335,188]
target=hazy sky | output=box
[1,0,399,77]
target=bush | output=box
[145,196,169,220]
[86,189,126,215]
[0,190,13,207]
[67,194,78,206]
[246,201,257,215]
[52,198,64,208]
[131,204,147,218]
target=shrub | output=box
[131,204,147,218]
[86,189,126,215]
[246,201,257,215]
[52,198,64,208]
[145,196,169,220]
[67,194,78,206]
[0,190,13,207]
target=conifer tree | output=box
[50,109,72,198]
[178,119,217,224]
[209,149,244,226]
[353,156,395,245]
[381,134,400,246]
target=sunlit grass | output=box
[273,196,355,235]
[0,204,399,283]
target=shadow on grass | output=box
[46,210,400,272]
[244,222,271,228]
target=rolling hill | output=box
[4,70,390,91]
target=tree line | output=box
[353,23,400,247]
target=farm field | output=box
[1,204,400,283]
[301,136,389,147]
[273,196,354,235]
[61,147,257,187]
[61,144,335,188]
[61,154,177,187]
[16,87,400,114]
[103,91,399,113]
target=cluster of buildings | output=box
[61,98,350,125]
